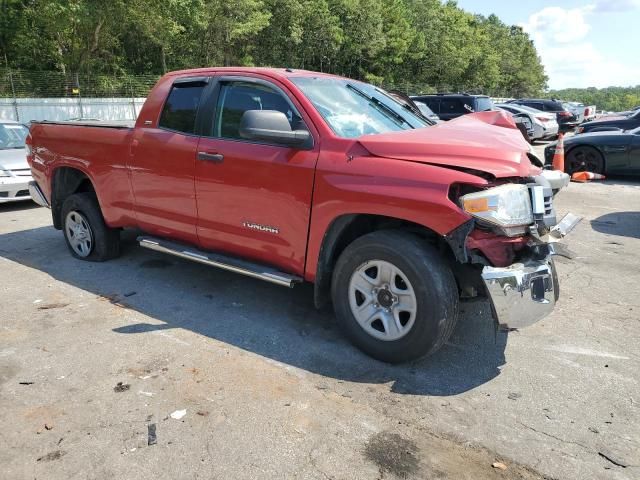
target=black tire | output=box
[566,146,604,175]
[331,230,458,363]
[61,192,120,262]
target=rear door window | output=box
[159,82,206,134]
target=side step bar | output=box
[138,236,302,288]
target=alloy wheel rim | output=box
[348,260,417,341]
[65,210,94,257]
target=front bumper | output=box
[482,256,557,329]
[0,176,32,203]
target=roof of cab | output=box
[164,67,343,81]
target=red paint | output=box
[27,67,539,280]
[466,230,529,267]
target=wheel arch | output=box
[312,213,461,309]
[50,166,97,229]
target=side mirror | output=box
[239,110,311,148]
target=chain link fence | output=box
[0,69,515,123]
[0,69,159,122]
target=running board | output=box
[137,236,302,288]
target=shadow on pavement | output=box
[0,226,507,396]
[591,211,640,239]
[0,200,41,213]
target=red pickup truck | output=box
[26,67,574,363]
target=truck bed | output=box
[32,120,135,129]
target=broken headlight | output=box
[461,184,533,236]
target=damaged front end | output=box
[447,172,579,330]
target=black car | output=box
[544,127,640,175]
[508,99,578,132]
[577,109,640,134]
[410,93,494,121]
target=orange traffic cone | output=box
[552,133,565,172]
[571,171,606,182]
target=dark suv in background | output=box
[411,93,494,121]
[507,99,578,132]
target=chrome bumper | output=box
[482,256,557,330]
[540,169,570,191]
[28,181,50,208]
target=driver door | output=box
[194,76,319,275]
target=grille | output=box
[16,190,29,197]
[544,194,553,216]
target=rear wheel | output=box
[566,146,604,175]
[61,193,120,262]
[331,231,458,363]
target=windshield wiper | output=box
[346,84,411,128]
[384,89,435,125]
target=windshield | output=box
[291,77,428,138]
[0,123,29,149]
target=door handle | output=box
[198,152,224,163]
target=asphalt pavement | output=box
[1,144,639,479]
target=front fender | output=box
[304,155,487,281]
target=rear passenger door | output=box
[130,77,207,245]
[193,76,320,275]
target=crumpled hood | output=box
[358,111,540,178]
[0,148,28,171]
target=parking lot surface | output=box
[1,149,639,479]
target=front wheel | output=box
[331,231,459,363]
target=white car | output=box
[0,121,33,203]
[495,103,559,142]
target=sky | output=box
[454,0,640,90]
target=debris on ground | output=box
[598,450,629,468]
[18,381,34,385]
[37,450,66,462]
[148,423,157,446]
[44,423,53,431]
[124,291,137,297]
[170,409,186,420]
[196,410,209,417]
[37,302,69,310]
[138,391,154,397]
[113,382,130,393]
[492,462,508,470]
[508,392,522,400]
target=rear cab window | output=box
[159,80,207,134]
